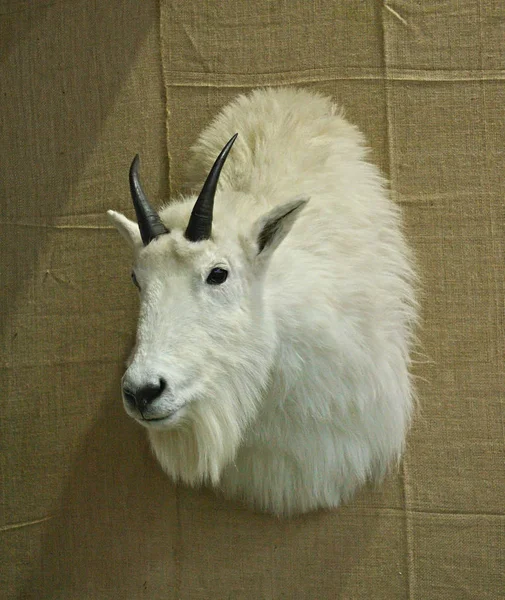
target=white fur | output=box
[108,88,418,517]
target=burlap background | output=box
[1,1,503,598]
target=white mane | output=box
[108,88,418,517]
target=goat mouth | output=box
[139,409,180,427]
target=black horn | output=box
[129,155,169,246]
[185,133,238,242]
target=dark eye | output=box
[206,267,228,285]
[131,271,140,289]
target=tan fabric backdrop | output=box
[1,1,503,598]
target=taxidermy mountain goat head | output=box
[107,88,418,517]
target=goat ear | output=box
[107,210,142,248]
[252,197,309,260]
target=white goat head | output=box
[108,132,307,486]
[108,88,417,517]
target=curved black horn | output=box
[185,133,238,242]
[129,155,169,246]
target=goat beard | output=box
[146,376,263,487]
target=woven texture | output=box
[1,1,504,598]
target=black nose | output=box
[123,379,166,412]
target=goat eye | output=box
[131,271,140,289]
[206,267,228,285]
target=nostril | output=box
[123,387,137,407]
[136,380,166,409]
[122,379,168,413]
